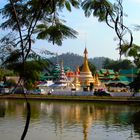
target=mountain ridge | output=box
[49,52,109,70]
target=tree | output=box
[129,72,140,92]
[121,43,140,68]
[3,57,52,89]
[82,0,133,59]
[103,58,134,71]
[0,0,80,77]
[0,68,15,81]
[0,1,80,139]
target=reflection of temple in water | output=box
[1,100,140,140]
[40,102,140,140]
[40,102,113,140]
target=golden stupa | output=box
[94,74,101,87]
[79,48,94,86]
[73,66,81,89]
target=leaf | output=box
[65,1,71,12]
[36,21,78,46]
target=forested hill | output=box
[49,52,108,70]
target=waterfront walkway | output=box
[1,94,140,103]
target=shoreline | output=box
[1,94,140,103]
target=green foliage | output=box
[121,43,140,67]
[0,2,30,30]
[0,1,80,88]
[3,59,51,89]
[82,0,133,58]
[2,50,22,65]
[0,68,15,81]
[0,70,4,81]
[82,0,113,21]
[21,60,48,89]
[103,58,134,71]
[0,0,79,44]
[129,72,140,92]
[36,22,78,46]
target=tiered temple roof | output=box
[55,61,68,85]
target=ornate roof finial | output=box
[84,47,88,58]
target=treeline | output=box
[49,52,134,71]
[49,52,107,70]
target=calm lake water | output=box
[0,99,140,140]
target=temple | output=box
[79,48,95,87]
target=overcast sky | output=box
[1,0,140,60]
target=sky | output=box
[0,0,140,60]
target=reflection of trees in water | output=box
[0,100,42,120]
[0,102,6,117]
[93,104,134,125]
[3,99,26,117]
[131,110,140,137]
[24,101,41,120]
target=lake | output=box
[0,99,140,140]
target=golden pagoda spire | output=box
[94,74,101,87]
[81,48,90,72]
[79,48,94,86]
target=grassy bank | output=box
[1,94,140,103]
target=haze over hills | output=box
[49,52,109,70]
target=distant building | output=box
[119,68,140,82]
[97,69,133,86]
[40,63,74,81]
[97,69,117,82]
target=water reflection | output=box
[0,102,5,117]
[131,111,140,136]
[0,100,140,140]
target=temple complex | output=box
[38,48,102,91]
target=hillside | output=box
[49,52,108,70]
